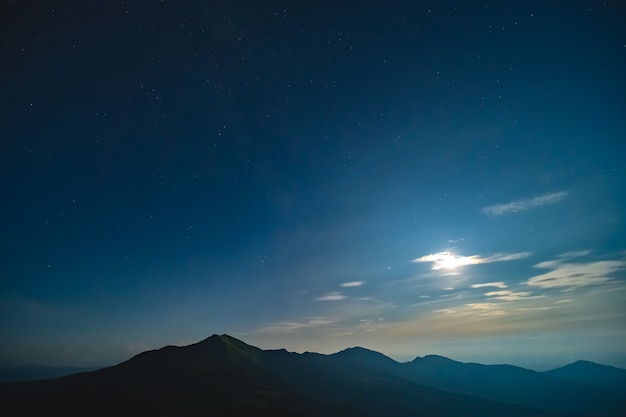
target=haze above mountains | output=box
[1,335,624,417]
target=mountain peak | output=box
[544,359,626,393]
[200,333,237,342]
[337,346,380,354]
[411,354,458,364]
[571,359,598,367]
[546,359,617,374]
[331,346,400,370]
[195,334,259,356]
[333,346,394,360]
[197,333,246,346]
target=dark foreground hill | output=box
[0,335,620,417]
[0,335,326,417]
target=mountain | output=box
[295,348,626,416]
[396,355,625,416]
[328,346,421,382]
[257,346,557,417]
[0,334,611,417]
[544,360,626,393]
[330,346,398,368]
[0,335,330,417]
[0,365,100,383]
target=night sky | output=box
[2,1,625,370]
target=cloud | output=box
[478,310,509,316]
[341,281,363,287]
[558,250,592,259]
[467,303,500,310]
[528,258,626,289]
[316,292,346,301]
[258,318,335,333]
[434,309,456,314]
[489,253,533,262]
[414,251,531,270]
[466,303,509,316]
[554,299,574,304]
[485,290,543,301]
[482,191,567,216]
[471,282,508,289]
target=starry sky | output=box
[1,1,625,371]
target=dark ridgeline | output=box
[0,334,624,417]
[329,348,626,416]
[0,335,324,417]
[543,360,626,393]
[402,355,626,416]
[0,365,100,383]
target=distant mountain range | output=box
[1,334,624,417]
[0,365,100,383]
[544,360,626,393]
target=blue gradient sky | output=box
[1,1,625,370]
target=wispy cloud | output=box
[258,318,335,333]
[341,281,363,288]
[467,303,500,310]
[558,250,592,259]
[467,303,508,316]
[478,310,509,316]
[316,292,346,301]
[513,307,552,311]
[528,257,626,289]
[482,191,567,216]
[471,282,508,289]
[489,253,533,262]
[485,290,543,301]
[414,251,531,270]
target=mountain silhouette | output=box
[0,334,620,417]
[0,335,329,417]
[250,343,559,417]
[544,360,626,393]
[398,355,625,416]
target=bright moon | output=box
[414,251,484,270]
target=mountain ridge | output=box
[1,334,623,417]
[543,359,626,393]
